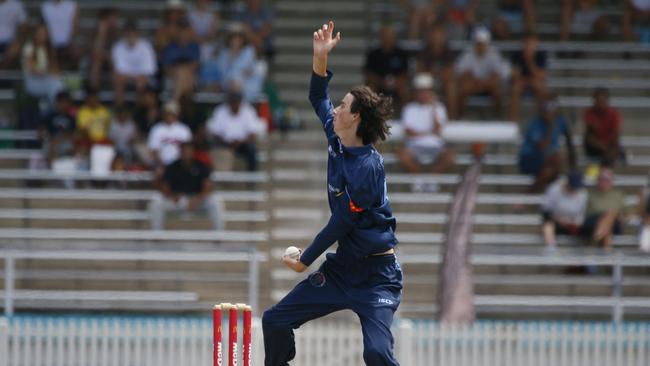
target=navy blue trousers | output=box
[262,254,403,366]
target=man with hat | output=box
[399,73,455,192]
[541,171,588,249]
[147,100,192,168]
[454,27,506,118]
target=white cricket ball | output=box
[283,246,301,260]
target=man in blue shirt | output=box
[518,97,576,193]
[262,21,402,366]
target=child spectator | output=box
[560,0,610,41]
[161,18,200,101]
[541,171,588,249]
[76,88,111,146]
[108,105,137,165]
[455,27,505,118]
[206,88,259,171]
[149,142,224,230]
[0,0,28,67]
[21,22,64,103]
[41,91,76,165]
[399,73,455,192]
[518,98,576,193]
[147,100,192,167]
[88,8,119,88]
[234,0,274,59]
[583,87,624,164]
[416,23,455,115]
[111,20,157,106]
[510,32,548,122]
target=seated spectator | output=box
[134,87,162,137]
[398,0,437,40]
[206,88,259,171]
[207,24,264,102]
[399,73,455,192]
[155,0,186,53]
[623,0,650,42]
[188,0,220,59]
[21,22,64,103]
[518,98,576,193]
[41,90,77,165]
[492,0,535,40]
[109,105,137,166]
[148,100,192,167]
[235,0,274,59]
[111,21,157,106]
[455,27,505,118]
[583,87,624,164]
[510,32,548,122]
[76,88,111,146]
[583,166,626,248]
[416,23,455,114]
[162,18,200,101]
[441,0,479,40]
[560,0,610,41]
[88,8,119,88]
[41,0,79,69]
[541,171,588,248]
[364,25,409,110]
[0,0,28,67]
[149,141,224,230]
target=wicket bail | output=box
[213,303,252,366]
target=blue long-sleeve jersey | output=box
[299,71,398,268]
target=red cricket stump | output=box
[229,305,238,366]
[241,305,252,366]
[213,305,223,366]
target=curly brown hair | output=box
[349,86,393,145]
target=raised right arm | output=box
[309,21,341,138]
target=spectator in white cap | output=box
[399,73,455,192]
[147,100,192,168]
[454,27,506,118]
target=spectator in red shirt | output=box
[583,88,624,164]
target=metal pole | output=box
[248,245,259,317]
[4,256,14,317]
[612,257,623,323]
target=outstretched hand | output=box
[313,20,341,58]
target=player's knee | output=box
[262,308,287,329]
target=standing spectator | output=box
[0,0,28,67]
[108,105,137,165]
[364,25,409,110]
[21,23,64,103]
[40,0,79,69]
[518,98,576,193]
[541,171,588,248]
[206,88,259,171]
[510,32,548,122]
[148,100,192,167]
[560,0,610,41]
[188,0,220,59]
[76,88,111,146]
[161,19,200,101]
[416,23,455,114]
[212,24,265,102]
[398,0,437,40]
[623,0,650,42]
[149,142,224,230]
[88,8,119,88]
[583,88,624,164]
[583,166,626,248]
[399,73,455,192]
[455,27,505,118]
[41,91,77,165]
[492,0,536,40]
[235,0,274,59]
[155,0,186,53]
[111,21,157,106]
